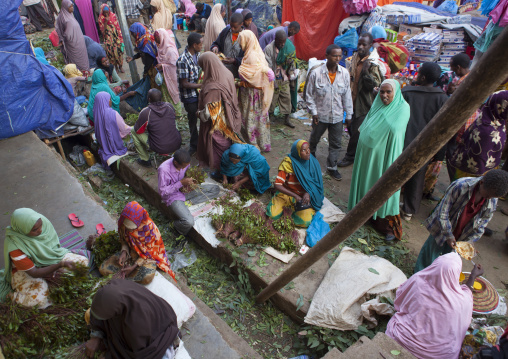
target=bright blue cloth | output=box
[306,212,330,247]
[34,47,49,65]
[289,140,324,211]
[220,144,271,194]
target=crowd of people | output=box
[11,0,508,358]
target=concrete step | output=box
[322,332,416,359]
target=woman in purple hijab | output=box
[93,92,128,167]
[56,0,89,71]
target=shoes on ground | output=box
[400,209,412,221]
[284,119,295,128]
[337,158,354,167]
[385,234,396,242]
[483,227,493,236]
[137,158,152,167]
[327,169,342,181]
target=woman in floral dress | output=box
[237,30,274,152]
[447,91,508,180]
[98,4,124,73]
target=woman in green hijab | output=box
[348,79,410,242]
[0,208,88,308]
[88,69,135,122]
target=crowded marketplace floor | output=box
[2,0,508,358]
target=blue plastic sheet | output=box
[232,0,275,34]
[306,212,330,248]
[437,0,459,14]
[334,28,359,49]
[0,0,74,140]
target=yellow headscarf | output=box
[277,140,307,173]
[238,30,274,114]
[63,64,83,78]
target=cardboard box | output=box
[399,24,424,35]
[424,27,443,34]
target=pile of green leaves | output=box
[0,269,107,358]
[181,166,208,193]
[210,195,298,253]
[124,113,139,126]
[92,230,122,266]
[31,37,66,71]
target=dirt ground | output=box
[31,26,508,293]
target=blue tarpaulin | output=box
[0,0,74,140]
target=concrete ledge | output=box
[112,158,336,324]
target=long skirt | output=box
[239,87,271,152]
[414,234,453,272]
[161,82,183,118]
[9,252,88,309]
[197,120,232,171]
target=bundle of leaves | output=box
[210,198,298,253]
[125,113,139,126]
[92,230,122,266]
[0,269,107,358]
[181,166,207,193]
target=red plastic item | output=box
[282,0,348,61]
[49,30,59,47]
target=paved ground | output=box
[0,131,261,359]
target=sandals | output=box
[96,223,106,235]
[68,213,84,228]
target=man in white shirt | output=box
[23,0,54,32]
[306,44,353,181]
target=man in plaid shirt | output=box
[177,33,203,156]
[124,0,144,28]
[414,169,508,272]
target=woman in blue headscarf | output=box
[266,139,324,227]
[127,22,159,88]
[220,144,271,193]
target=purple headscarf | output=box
[93,92,127,167]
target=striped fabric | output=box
[59,230,90,259]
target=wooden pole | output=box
[227,0,232,22]
[256,28,508,304]
[115,0,140,84]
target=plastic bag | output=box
[306,212,330,248]
[437,0,458,14]
[155,70,164,87]
[170,250,198,272]
[334,28,359,50]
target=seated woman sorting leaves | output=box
[99,202,176,284]
[266,140,324,227]
[220,143,271,193]
[0,208,88,309]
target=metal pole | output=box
[255,28,508,304]
[115,0,140,83]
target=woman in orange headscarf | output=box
[237,30,274,153]
[99,201,176,283]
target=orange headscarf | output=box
[238,30,274,113]
[119,201,176,281]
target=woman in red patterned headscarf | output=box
[117,201,176,281]
[98,4,125,73]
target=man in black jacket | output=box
[401,62,448,220]
[211,12,244,78]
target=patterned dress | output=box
[98,4,124,68]
[239,85,271,153]
[447,91,508,179]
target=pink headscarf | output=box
[180,0,197,17]
[156,29,180,104]
[386,252,473,359]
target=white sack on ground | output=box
[304,247,407,330]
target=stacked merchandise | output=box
[405,32,443,63]
[438,29,467,66]
[386,14,422,25]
